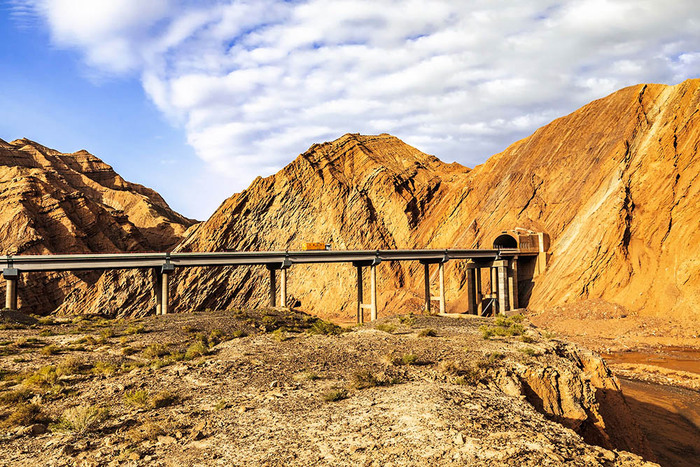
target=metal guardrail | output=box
[0,248,526,272]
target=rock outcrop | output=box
[0,138,196,313]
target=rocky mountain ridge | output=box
[1,80,699,326]
[0,138,196,313]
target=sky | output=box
[1,1,699,220]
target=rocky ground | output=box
[529,299,700,466]
[0,309,656,466]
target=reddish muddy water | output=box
[604,347,700,375]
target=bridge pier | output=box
[3,268,18,310]
[280,267,287,309]
[497,262,509,316]
[466,265,477,314]
[508,256,518,310]
[476,268,483,315]
[155,263,175,315]
[353,258,380,323]
[423,262,431,314]
[268,267,277,307]
[420,256,448,315]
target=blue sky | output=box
[1,1,700,220]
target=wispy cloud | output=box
[17,0,700,191]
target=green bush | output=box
[308,320,344,336]
[184,341,209,360]
[52,405,108,433]
[322,388,348,402]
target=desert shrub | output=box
[230,330,247,338]
[92,361,117,376]
[352,370,382,389]
[56,355,85,376]
[294,371,320,382]
[375,324,396,333]
[260,315,279,331]
[208,329,225,344]
[214,399,229,411]
[418,328,437,337]
[23,366,58,388]
[401,353,419,365]
[37,317,55,325]
[1,403,47,428]
[0,388,32,405]
[181,325,200,333]
[121,346,138,356]
[38,329,54,337]
[124,324,145,335]
[398,314,416,326]
[52,406,109,434]
[40,344,61,356]
[519,347,537,356]
[184,341,209,360]
[271,328,291,342]
[307,320,344,336]
[124,389,149,408]
[151,391,178,409]
[99,328,116,341]
[142,343,169,360]
[126,421,165,443]
[519,334,536,343]
[322,388,348,402]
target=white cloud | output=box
[18,0,700,208]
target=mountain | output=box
[0,138,197,313]
[4,79,700,324]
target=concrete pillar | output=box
[5,278,17,311]
[155,270,162,315]
[268,268,277,308]
[280,268,287,309]
[370,264,378,321]
[356,265,364,324]
[476,268,483,316]
[466,267,476,314]
[508,256,518,310]
[161,271,170,315]
[497,264,509,316]
[423,262,431,314]
[438,262,446,314]
[3,268,19,311]
[490,267,498,296]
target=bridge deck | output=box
[0,248,529,272]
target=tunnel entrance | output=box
[493,234,518,249]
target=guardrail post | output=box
[3,268,19,311]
